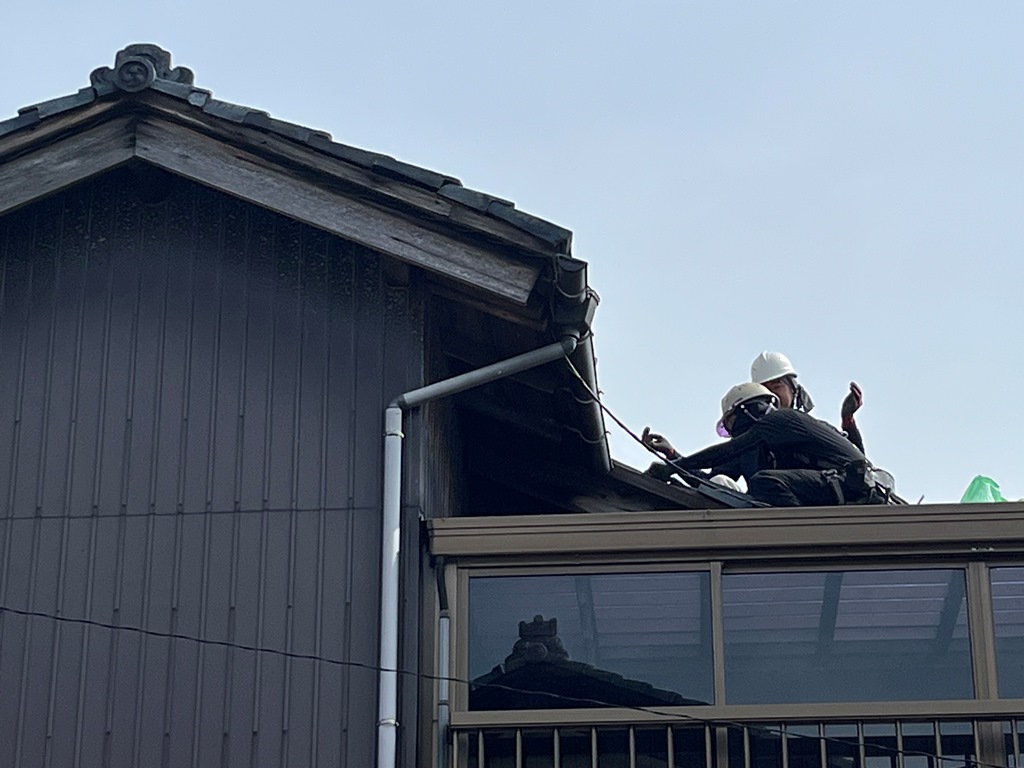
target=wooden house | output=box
[2,44,1023,768]
[0,44,705,768]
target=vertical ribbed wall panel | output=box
[0,169,424,768]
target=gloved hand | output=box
[642,427,678,459]
[645,461,678,481]
[841,381,863,427]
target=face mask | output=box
[729,398,777,436]
[794,384,815,413]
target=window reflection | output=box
[991,567,1024,698]
[722,569,973,704]
[469,572,713,709]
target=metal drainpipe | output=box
[435,558,450,768]
[377,333,580,768]
[435,610,450,767]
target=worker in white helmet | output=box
[750,351,865,454]
[749,351,813,411]
[643,383,886,507]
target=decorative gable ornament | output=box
[90,44,195,93]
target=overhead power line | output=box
[0,604,1007,768]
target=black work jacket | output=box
[675,409,867,481]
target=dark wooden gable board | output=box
[0,104,542,307]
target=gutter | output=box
[377,332,581,768]
[552,256,610,474]
[569,332,611,474]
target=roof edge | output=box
[2,44,573,254]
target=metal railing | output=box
[450,718,1024,768]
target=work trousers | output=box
[747,468,861,507]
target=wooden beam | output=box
[133,117,540,304]
[0,116,135,215]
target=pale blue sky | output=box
[3,2,1021,503]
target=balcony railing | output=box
[433,506,1024,768]
[451,717,1024,768]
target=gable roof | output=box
[0,44,719,513]
[1,44,571,253]
[1,44,585,315]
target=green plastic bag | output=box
[960,475,1008,503]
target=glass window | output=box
[722,569,973,704]
[991,567,1024,698]
[468,571,713,709]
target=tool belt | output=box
[822,460,899,505]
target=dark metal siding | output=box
[0,170,424,767]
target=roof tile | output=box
[487,200,572,251]
[438,183,512,212]
[263,116,331,145]
[202,99,262,124]
[187,90,211,107]
[19,88,97,121]
[306,134,380,168]
[372,155,459,191]
[0,110,42,138]
[150,79,210,105]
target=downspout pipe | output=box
[377,333,579,768]
[435,558,450,768]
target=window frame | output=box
[431,505,1024,726]
[717,564,977,706]
[454,561,715,712]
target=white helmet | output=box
[720,382,777,418]
[750,351,797,384]
[709,474,745,492]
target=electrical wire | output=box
[563,355,783,508]
[553,359,1014,764]
[0,357,1005,765]
[559,424,608,446]
[0,604,1010,768]
[562,355,663,459]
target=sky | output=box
[1,2,1021,504]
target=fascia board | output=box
[0,115,135,215]
[0,100,120,163]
